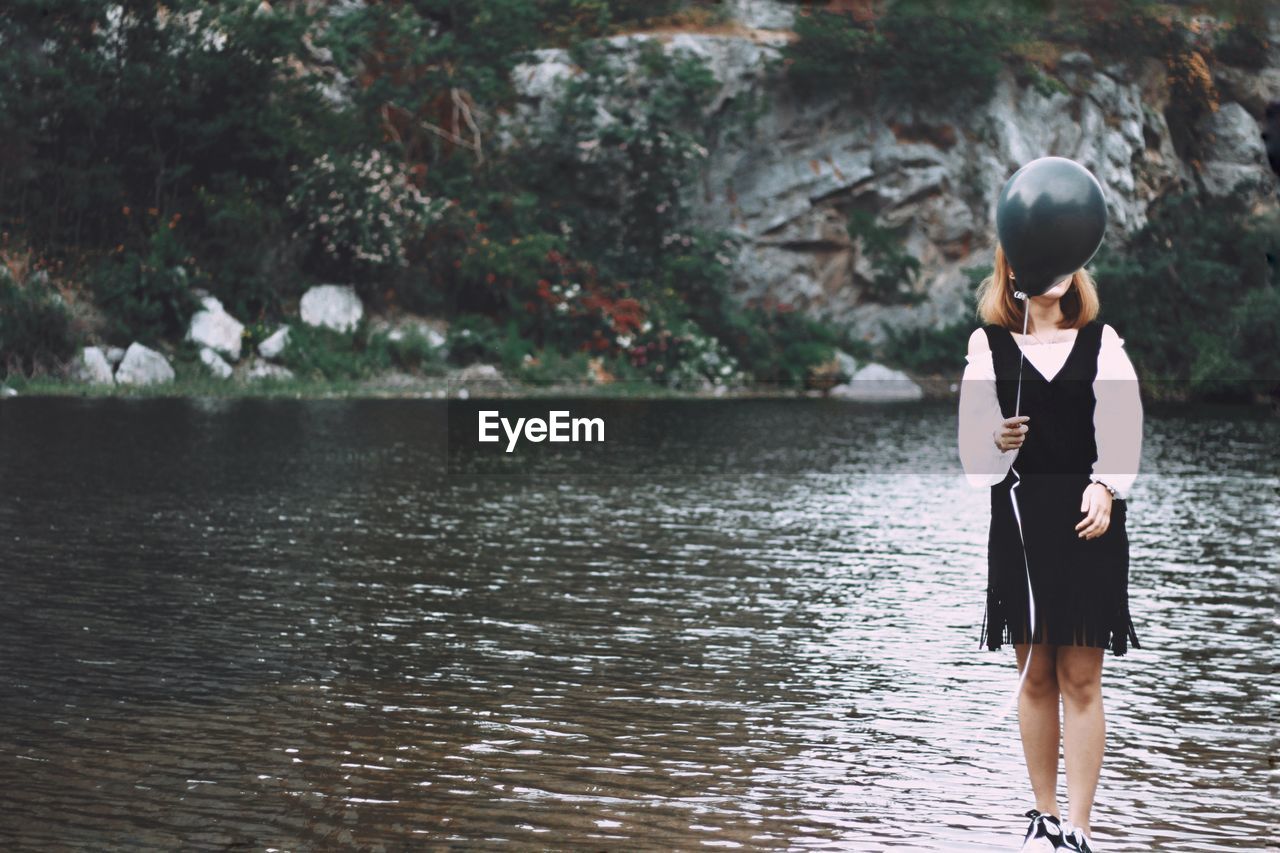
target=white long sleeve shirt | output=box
[958,323,1143,499]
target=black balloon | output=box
[996,157,1108,297]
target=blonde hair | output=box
[974,243,1100,330]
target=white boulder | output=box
[245,357,295,381]
[258,326,291,360]
[834,349,861,382]
[185,295,244,362]
[455,363,502,382]
[300,284,363,333]
[1198,101,1273,202]
[199,346,233,379]
[830,363,924,401]
[71,346,116,384]
[105,346,126,365]
[115,342,175,386]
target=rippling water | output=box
[0,397,1274,851]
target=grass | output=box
[1,369,937,401]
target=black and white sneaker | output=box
[1062,826,1095,852]
[1020,808,1066,852]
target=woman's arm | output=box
[1091,323,1143,500]
[959,328,1019,488]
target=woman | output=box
[958,245,1144,853]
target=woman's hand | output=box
[1077,482,1113,539]
[993,415,1030,452]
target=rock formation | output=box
[511,8,1279,345]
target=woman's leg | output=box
[1056,645,1105,837]
[1015,642,1061,817]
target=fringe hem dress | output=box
[978,319,1141,656]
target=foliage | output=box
[782,9,887,100]
[717,297,844,387]
[0,0,332,263]
[514,348,592,384]
[366,325,450,376]
[521,37,723,276]
[1219,282,1280,399]
[1212,17,1271,69]
[1089,192,1278,401]
[536,0,690,45]
[88,226,203,346]
[847,210,925,306]
[1066,0,1185,63]
[1034,1,1219,166]
[783,1,1016,109]
[1018,63,1070,98]
[0,251,77,379]
[780,0,1232,176]
[444,314,505,366]
[620,317,747,390]
[286,147,448,288]
[274,317,447,382]
[6,0,1268,399]
[875,2,1014,109]
[420,34,820,389]
[192,176,293,322]
[318,0,542,169]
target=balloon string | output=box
[997,291,1035,721]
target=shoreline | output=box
[0,373,911,401]
[1,372,1270,406]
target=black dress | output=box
[979,319,1141,655]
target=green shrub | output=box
[88,227,202,346]
[620,317,747,390]
[847,210,925,305]
[515,349,592,385]
[1070,0,1184,64]
[1018,63,1069,98]
[523,37,723,276]
[782,10,886,100]
[445,314,505,366]
[192,177,293,322]
[783,2,1014,109]
[1213,18,1271,69]
[286,147,448,292]
[716,298,842,387]
[275,319,387,382]
[1090,192,1277,400]
[0,266,77,379]
[876,4,1012,109]
[1222,283,1280,397]
[1,0,332,258]
[355,325,448,376]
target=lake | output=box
[0,397,1273,850]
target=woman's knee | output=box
[1056,647,1103,703]
[1016,644,1059,698]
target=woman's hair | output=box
[974,243,1100,329]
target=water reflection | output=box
[0,397,1274,850]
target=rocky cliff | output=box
[511,2,1280,346]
